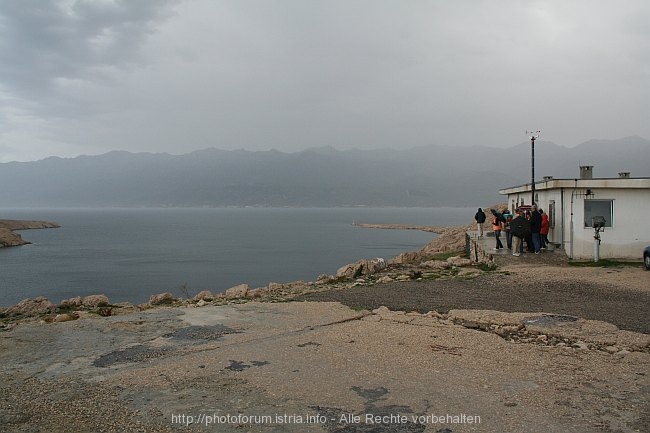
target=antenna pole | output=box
[526,130,540,205]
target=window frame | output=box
[583,199,614,228]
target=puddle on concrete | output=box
[163,324,240,341]
[297,341,321,347]
[311,386,428,433]
[225,360,270,371]
[94,324,239,368]
[93,344,172,367]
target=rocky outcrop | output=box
[149,292,175,305]
[1,294,129,322]
[60,295,110,309]
[0,228,27,247]
[0,219,60,248]
[82,295,110,308]
[352,223,447,233]
[53,313,79,323]
[335,258,387,279]
[60,296,84,308]
[420,225,473,255]
[1,297,56,317]
[225,284,250,299]
[192,290,214,301]
[390,251,424,264]
[0,220,60,230]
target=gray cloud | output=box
[1,0,649,162]
[0,0,177,118]
[0,1,176,89]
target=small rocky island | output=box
[0,219,60,248]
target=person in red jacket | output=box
[540,209,550,250]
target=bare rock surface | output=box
[225,283,250,299]
[1,294,648,432]
[1,297,55,317]
[82,294,110,308]
[0,220,60,230]
[0,228,27,247]
[149,292,176,306]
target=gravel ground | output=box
[300,259,650,334]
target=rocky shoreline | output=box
[0,219,60,248]
[0,218,474,319]
[0,243,475,323]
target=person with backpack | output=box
[474,208,486,238]
[509,208,531,257]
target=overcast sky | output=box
[1,0,648,162]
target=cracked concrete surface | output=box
[1,301,648,432]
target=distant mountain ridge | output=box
[1,136,648,207]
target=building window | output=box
[584,200,613,228]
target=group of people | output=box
[474,206,549,256]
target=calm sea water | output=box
[0,207,471,306]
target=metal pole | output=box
[526,130,540,206]
[593,226,602,262]
[531,135,535,205]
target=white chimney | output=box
[579,166,593,180]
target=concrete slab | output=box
[0,302,648,432]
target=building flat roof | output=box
[499,177,650,195]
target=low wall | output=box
[465,232,494,264]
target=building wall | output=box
[505,187,650,260]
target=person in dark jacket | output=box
[474,208,486,238]
[524,210,533,252]
[502,209,513,250]
[530,205,542,254]
[509,209,530,257]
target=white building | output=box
[499,166,650,260]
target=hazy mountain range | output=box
[1,136,648,207]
